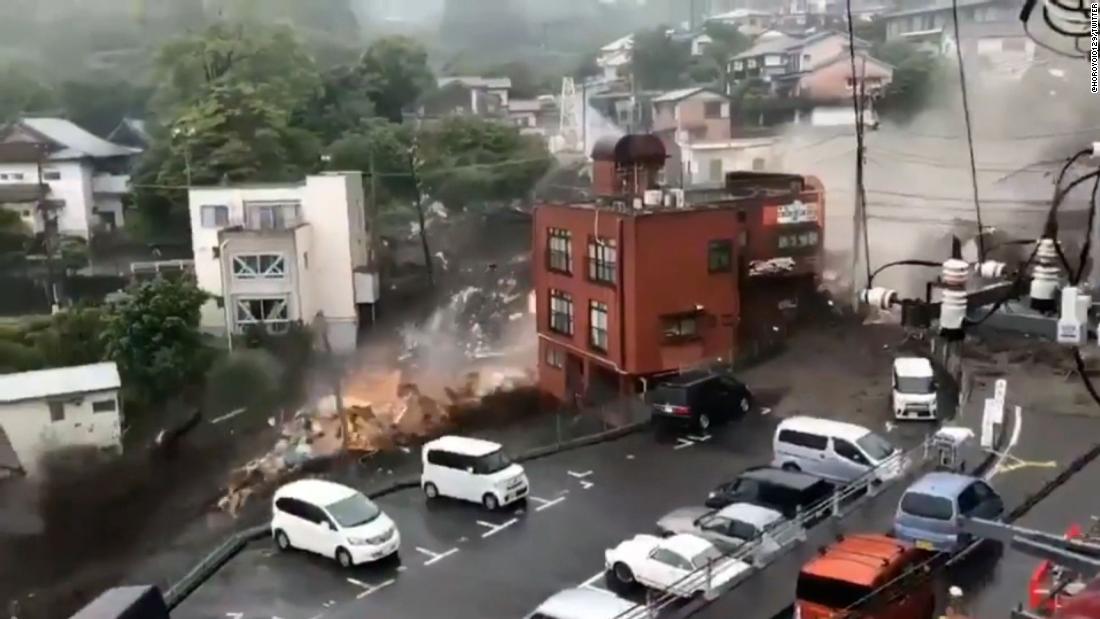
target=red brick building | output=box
[533,134,825,405]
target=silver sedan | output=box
[656,502,788,564]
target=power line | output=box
[949,0,985,259]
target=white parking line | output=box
[355,578,396,599]
[567,470,593,478]
[686,434,712,442]
[529,495,567,511]
[415,546,459,566]
[477,518,518,538]
[674,438,695,450]
[580,480,594,489]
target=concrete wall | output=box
[683,139,778,184]
[0,389,121,475]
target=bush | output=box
[204,350,284,418]
[0,339,45,373]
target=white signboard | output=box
[993,379,1007,411]
[776,200,817,225]
[981,398,1000,449]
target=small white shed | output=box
[0,362,123,475]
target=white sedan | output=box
[604,533,752,598]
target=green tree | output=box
[689,22,752,88]
[327,119,416,208]
[873,41,947,120]
[57,80,151,138]
[418,116,554,212]
[29,306,109,368]
[298,64,377,144]
[103,277,209,405]
[358,36,435,123]
[631,27,691,90]
[0,210,31,266]
[0,65,57,123]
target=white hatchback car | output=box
[604,533,752,598]
[272,479,400,568]
[421,435,529,510]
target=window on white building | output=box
[232,254,286,280]
[92,399,117,413]
[246,201,301,230]
[235,297,290,333]
[10,173,23,180]
[49,401,65,422]
[43,170,61,181]
[201,205,229,228]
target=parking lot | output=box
[174,407,937,619]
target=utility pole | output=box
[315,311,348,452]
[35,143,58,311]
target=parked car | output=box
[271,479,400,568]
[421,435,528,510]
[893,472,1004,552]
[604,533,752,598]
[525,587,636,619]
[704,466,835,524]
[647,369,753,432]
[772,416,902,484]
[656,502,786,563]
[796,534,934,619]
[892,357,938,420]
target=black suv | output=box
[705,466,835,525]
[647,369,752,432]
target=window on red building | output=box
[589,301,609,352]
[708,240,733,273]
[549,289,574,335]
[548,228,573,274]
[545,344,564,369]
[661,313,700,341]
[587,237,617,285]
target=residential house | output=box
[706,9,776,35]
[533,133,826,403]
[649,87,735,186]
[187,171,379,354]
[507,96,561,139]
[0,362,122,476]
[0,117,140,237]
[436,76,513,112]
[107,118,151,150]
[597,33,634,82]
[729,30,873,90]
[882,0,1016,46]
[942,20,1036,78]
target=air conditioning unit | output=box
[632,197,644,210]
[643,189,663,207]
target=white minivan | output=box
[271,479,400,568]
[421,435,529,510]
[771,416,902,484]
[892,357,938,420]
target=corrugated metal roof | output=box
[0,362,121,404]
[19,118,140,160]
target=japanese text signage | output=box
[775,200,818,225]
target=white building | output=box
[597,34,635,81]
[0,118,140,238]
[0,362,123,476]
[188,172,379,354]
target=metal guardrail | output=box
[613,436,938,619]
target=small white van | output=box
[271,479,400,568]
[892,357,938,420]
[772,416,901,484]
[421,435,529,510]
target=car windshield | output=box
[690,545,724,569]
[897,375,934,394]
[856,432,896,461]
[901,492,955,520]
[727,520,760,542]
[473,449,512,474]
[326,493,381,528]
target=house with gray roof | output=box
[0,117,140,238]
[882,0,1016,44]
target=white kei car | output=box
[604,533,752,598]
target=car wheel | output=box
[781,462,801,472]
[612,562,635,585]
[336,547,354,569]
[423,482,439,499]
[698,413,712,432]
[274,529,291,551]
[482,493,500,511]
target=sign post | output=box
[981,398,1000,450]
